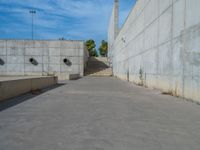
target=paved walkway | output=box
[0,77,200,150]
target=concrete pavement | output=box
[0,77,200,150]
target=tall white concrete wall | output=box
[108,0,200,102]
[0,40,85,80]
[108,7,116,48]
[108,0,119,64]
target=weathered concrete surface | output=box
[0,76,57,101]
[108,0,119,52]
[0,40,86,80]
[0,77,200,150]
[108,0,200,102]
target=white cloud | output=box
[0,0,136,46]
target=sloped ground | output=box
[85,57,112,77]
[0,77,200,150]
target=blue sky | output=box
[0,0,136,47]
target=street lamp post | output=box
[29,10,36,40]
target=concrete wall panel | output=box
[158,7,172,44]
[0,47,6,55]
[0,55,7,75]
[7,64,25,74]
[25,48,43,56]
[49,48,60,56]
[185,0,200,28]
[144,0,158,27]
[108,0,200,102]
[7,47,25,56]
[144,20,158,50]
[61,49,79,56]
[0,40,85,80]
[159,0,172,14]
[173,0,185,38]
[7,56,24,64]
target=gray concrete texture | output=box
[0,77,200,150]
[0,40,86,80]
[108,0,200,102]
[0,76,57,101]
[108,0,119,55]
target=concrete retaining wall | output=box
[0,40,86,80]
[108,0,119,58]
[0,76,58,101]
[108,0,200,102]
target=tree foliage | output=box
[85,39,98,57]
[99,40,108,57]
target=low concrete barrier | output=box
[0,76,58,101]
[58,74,80,80]
[69,74,80,80]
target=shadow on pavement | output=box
[0,83,65,112]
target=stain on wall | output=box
[108,0,200,102]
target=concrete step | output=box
[87,72,112,77]
[87,74,112,77]
[85,68,112,77]
[85,72,112,75]
[86,68,111,72]
[88,57,109,62]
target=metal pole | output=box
[29,10,36,40]
[31,12,33,40]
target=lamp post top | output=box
[29,10,36,14]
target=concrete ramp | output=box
[85,57,112,77]
[0,76,57,101]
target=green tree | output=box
[85,39,98,57]
[99,40,108,57]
